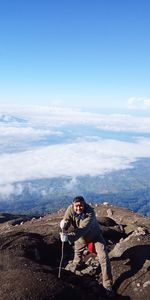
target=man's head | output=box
[73,196,85,214]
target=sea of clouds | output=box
[0,105,150,198]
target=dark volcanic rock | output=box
[97,216,118,227]
[0,204,149,300]
[0,213,27,224]
[100,224,126,244]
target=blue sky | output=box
[0,0,150,109]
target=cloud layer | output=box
[0,138,150,186]
[128,97,150,110]
[0,105,150,198]
[1,105,150,134]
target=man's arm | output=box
[60,205,72,230]
[68,210,95,243]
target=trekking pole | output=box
[58,229,64,278]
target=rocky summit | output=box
[0,204,150,300]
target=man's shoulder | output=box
[67,204,73,210]
[65,204,73,215]
[85,203,95,214]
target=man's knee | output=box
[75,240,86,252]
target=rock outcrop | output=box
[0,204,149,300]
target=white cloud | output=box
[96,114,150,133]
[0,138,150,188]
[0,105,150,135]
[0,125,63,138]
[128,97,150,110]
[0,184,15,198]
[0,105,150,199]
[64,177,78,191]
[0,183,23,198]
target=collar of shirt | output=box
[73,212,85,220]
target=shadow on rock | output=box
[55,268,132,300]
[113,244,150,291]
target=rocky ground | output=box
[0,203,150,300]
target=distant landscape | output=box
[0,106,150,217]
[0,158,150,217]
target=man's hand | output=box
[60,232,68,242]
[60,219,68,230]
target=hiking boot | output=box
[65,261,86,272]
[65,261,77,272]
[105,287,115,298]
[75,261,87,270]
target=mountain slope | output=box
[0,204,149,300]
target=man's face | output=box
[73,201,84,214]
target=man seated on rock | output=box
[60,196,114,297]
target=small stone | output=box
[143,280,150,288]
[137,283,141,287]
[107,208,113,217]
[103,202,109,206]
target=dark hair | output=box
[73,196,85,203]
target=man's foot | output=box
[65,261,77,272]
[75,261,87,270]
[65,261,86,272]
[105,286,115,298]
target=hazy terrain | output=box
[0,158,150,216]
[0,106,150,216]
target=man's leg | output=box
[95,238,113,289]
[73,239,87,265]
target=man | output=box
[60,196,113,297]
